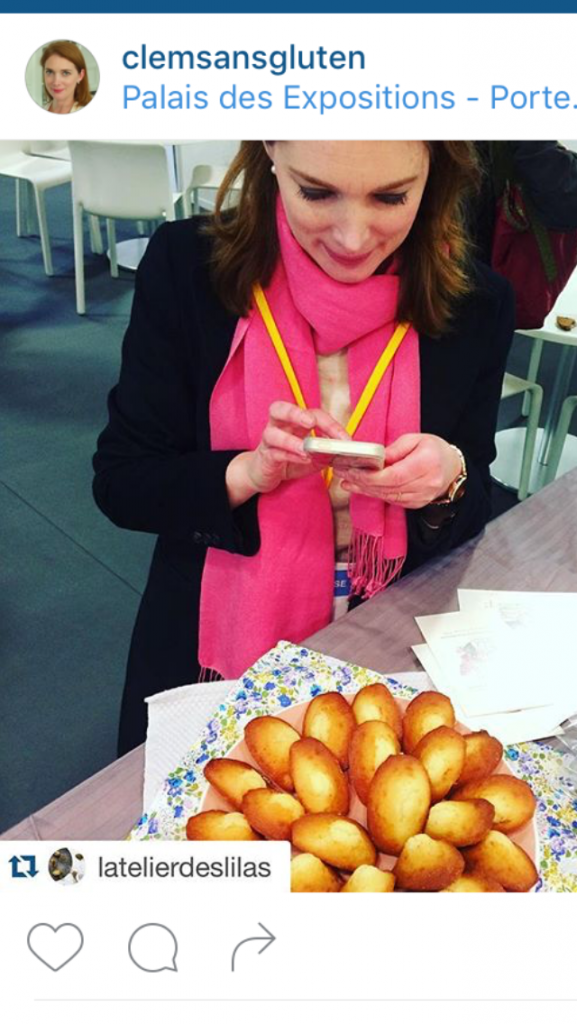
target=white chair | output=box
[495,277,577,495]
[27,141,71,161]
[544,395,577,485]
[0,141,72,276]
[499,372,543,500]
[175,141,241,218]
[520,336,544,417]
[68,142,179,315]
[23,141,103,255]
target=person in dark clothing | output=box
[472,141,577,264]
[92,141,515,754]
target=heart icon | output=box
[27,923,84,972]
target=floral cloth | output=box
[128,642,577,893]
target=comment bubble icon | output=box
[128,923,178,973]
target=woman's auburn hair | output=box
[209,141,480,337]
[40,40,92,107]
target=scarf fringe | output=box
[198,666,224,683]
[348,530,405,599]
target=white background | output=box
[1,13,577,138]
[1,842,576,1018]
[2,839,576,1008]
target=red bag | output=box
[492,178,577,330]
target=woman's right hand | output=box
[226,400,350,508]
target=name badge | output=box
[334,564,352,599]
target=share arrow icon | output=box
[231,923,276,971]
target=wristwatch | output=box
[429,445,468,506]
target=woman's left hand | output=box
[335,433,462,510]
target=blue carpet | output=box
[0,172,154,832]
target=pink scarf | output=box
[198,199,421,679]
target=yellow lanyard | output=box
[253,283,411,486]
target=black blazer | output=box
[93,219,515,753]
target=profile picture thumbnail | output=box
[48,847,86,885]
[25,40,99,115]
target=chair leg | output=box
[16,180,28,236]
[89,215,104,255]
[34,187,54,276]
[73,203,86,315]
[517,383,543,500]
[543,396,577,486]
[17,180,35,235]
[521,337,544,417]
[182,190,192,219]
[107,219,119,278]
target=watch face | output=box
[450,476,467,502]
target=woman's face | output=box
[44,54,84,105]
[266,141,430,283]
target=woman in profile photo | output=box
[40,40,92,114]
[93,141,515,753]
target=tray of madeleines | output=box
[187,684,540,893]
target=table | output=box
[493,269,577,494]
[3,468,577,843]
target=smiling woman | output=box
[39,40,93,114]
[92,140,515,754]
[264,141,427,283]
[211,142,474,334]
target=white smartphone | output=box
[303,437,385,471]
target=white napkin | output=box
[143,680,236,808]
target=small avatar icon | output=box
[48,847,86,885]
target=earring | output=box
[270,164,277,176]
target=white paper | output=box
[415,609,551,716]
[458,588,577,629]
[457,590,577,718]
[412,643,565,745]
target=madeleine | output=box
[349,721,401,805]
[425,798,495,846]
[403,692,456,755]
[367,754,431,855]
[341,866,396,893]
[394,834,464,891]
[303,692,356,768]
[458,730,504,785]
[290,853,341,893]
[204,758,267,810]
[414,726,466,801]
[290,738,349,815]
[242,789,305,841]
[454,775,536,834]
[442,872,505,893]
[186,810,259,841]
[352,683,402,738]
[244,715,301,790]
[292,813,376,872]
[463,831,538,891]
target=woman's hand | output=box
[335,433,463,510]
[226,401,350,508]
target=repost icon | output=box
[128,923,178,973]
